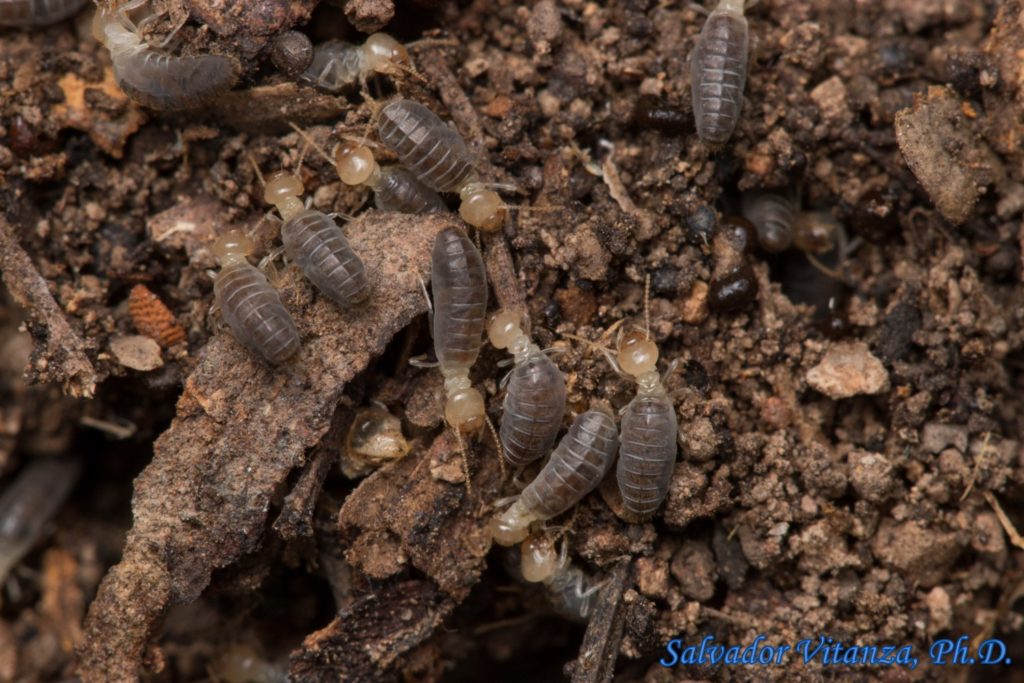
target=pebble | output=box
[806,341,890,399]
[109,335,164,372]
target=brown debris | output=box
[127,285,187,349]
[77,211,459,681]
[806,341,890,399]
[895,85,1004,224]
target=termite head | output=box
[617,329,658,378]
[334,141,380,187]
[794,211,840,255]
[488,499,532,546]
[520,534,560,582]
[443,374,485,434]
[264,171,305,221]
[459,185,507,232]
[363,33,411,75]
[212,231,255,267]
[487,309,529,354]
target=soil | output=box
[0,0,1022,681]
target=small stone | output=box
[809,76,852,128]
[670,540,716,601]
[872,520,963,587]
[678,280,709,324]
[925,586,952,634]
[921,423,969,454]
[109,335,164,372]
[806,341,890,399]
[848,450,897,503]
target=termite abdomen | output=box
[431,227,488,371]
[374,166,448,214]
[500,352,567,468]
[519,408,618,518]
[742,190,796,253]
[377,99,477,194]
[690,1,749,146]
[212,232,300,365]
[302,39,362,92]
[617,393,678,520]
[115,50,239,111]
[281,210,370,308]
[0,0,87,27]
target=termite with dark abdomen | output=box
[0,457,79,586]
[301,34,416,93]
[487,310,567,468]
[262,170,370,308]
[334,141,448,214]
[690,0,753,146]
[377,99,508,231]
[93,0,239,110]
[288,125,447,215]
[741,189,796,253]
[212,231,300,364]
[0,0,87,27]
[432,227,488,432]
[520,534,604,622]
[489,407,619,545]
[614,329,679,520]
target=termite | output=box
[0,0,87,27]
[211,230,301,364]
[520,534,604,622]
[568,281,678,520]
[342,403,410,478]
[690,0,755,146]
[289,124,447,215]
[430,226,488,433]
[376,99,508,231]
[489,407,619,545]
[741,189,796,253]
[0,457,79,586]
[301,34,419,93]
[486,309,567,468]
[92,0,239,110]
[613,328,678,520]
[260,168,370,308]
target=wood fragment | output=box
[568,560,631,683]
[77,211,460,682]
[0,216,96,398]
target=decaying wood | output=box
[0,216,97,399]
[77,211,460,681]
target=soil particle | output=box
[806,341,891,399]
[669,540,716,602]
[871,519,965,588]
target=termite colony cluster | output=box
[1,0,862,644]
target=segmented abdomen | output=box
[282,209,369,308]
[0,0,87,27]
[214,262,300,364]
[377,99,477,193]
[616,394,678,519]
[431,227,487,372]
[115,49,238,111]
[373,166,447,214]
[0,457,79,583]
[741,191,796,253]
[301,40,362,92]
[690,10,748,145]
[500,351,567,468]
[519,409,618,518]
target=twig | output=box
[0,216,96,398]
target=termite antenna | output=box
[247,153,265,186]
[452,426,474,498]
[288,122,335,166]
[406,37,459,50]
[643,273,651,341]
[483,413,507,481]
